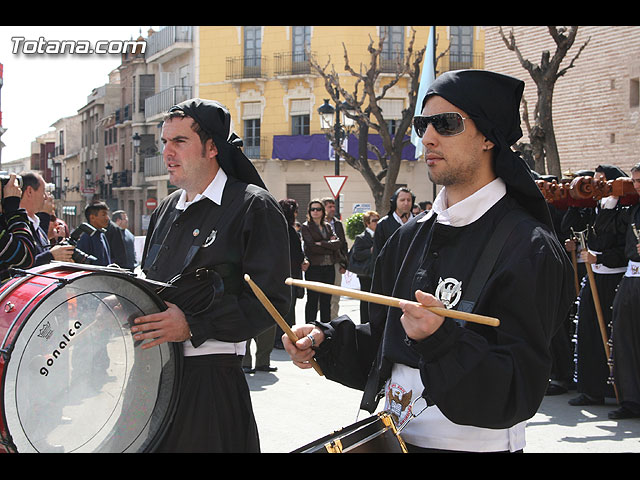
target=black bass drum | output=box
[0,263,181,453]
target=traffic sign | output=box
[324,175,347,199]
[145,197,158,209]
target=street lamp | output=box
[84,168,93,206]
[318,95,355,219]
[132,132,141,173]
[105,162,113,205]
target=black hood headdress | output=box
[421,69,553,229]
[595,164,627,181]
[167,98,267,190]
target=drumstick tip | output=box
[284,277,293,286]
[244,273,251,282]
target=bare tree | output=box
[499,26,590,178]
[310,28,438,213]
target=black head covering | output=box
[421,69,553,229]
[595,164,627,180]
[167,98,267,190]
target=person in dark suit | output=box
[76,202,112,266]
[19,172,74,266]
[372,187,415,260]
[105,210,136,270]
[349,210,380,323]
[322,197,348,318]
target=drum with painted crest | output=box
[0,263,181,453]
[292,412,407,453]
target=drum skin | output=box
[0,264,181,453]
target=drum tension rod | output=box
[8,268,71,285]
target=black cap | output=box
[422,69,553,229]
[167,98,266,190]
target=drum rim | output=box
[0,266,183,453]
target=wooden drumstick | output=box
[244,274,324,376]
[285,278,500,327]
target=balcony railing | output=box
[380,51,406,73]
[144,154,166,178]
[145,26,193,59]
[226,56,267,80]
[112,170,132,188]
[243,136,267,160]
[274,51,313,76]
[145,86,192,118]
[439,52,485,72]
[115,104,132,124]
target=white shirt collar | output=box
[28,214,40,230]
[366,227,375,236]
[419,177,507,227]
[176,168,227,211]
[393,211,413,225]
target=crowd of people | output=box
[0,170,140,284]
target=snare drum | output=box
[0,264,181,453]
[292,412,407,453]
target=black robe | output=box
[596,203,640,408]
[372,214,402,262]
[313,194,574,430]
[569,201,626,399]
[142,177,291,347]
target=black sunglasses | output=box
[309,207,323,212]
[413,112,468,137]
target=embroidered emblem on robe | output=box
[203,229,217,248]
[435,277,463,309]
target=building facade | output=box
[484,26,640,176]
[43,26,484,236]
[196,26,484,223]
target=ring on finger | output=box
[306,333,315,347]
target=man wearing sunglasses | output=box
[283,70,574,453]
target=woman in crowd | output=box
[349,210,380,323]
[300,199,341,323]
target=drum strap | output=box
[155,180,247,316]
[453,208,525,323]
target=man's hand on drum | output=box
[283,324,325,370]
[50,244,75,262]
[398,290,445,342]
[131,301,191,349]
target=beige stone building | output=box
[484,26,640,176]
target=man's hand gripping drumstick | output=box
[244,274,323,376]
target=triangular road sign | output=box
[324,175,348,199]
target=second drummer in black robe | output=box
[594,163,640,419]
[568,164,627,407]
[132,99,290,452]
[282,70,574,453]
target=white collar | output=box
[366,227,375,236]
[28,214,40,230]
[176,168,227,211]
[393,211,413,225]
[419,177,507,227]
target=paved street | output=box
[246,295,640,453]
